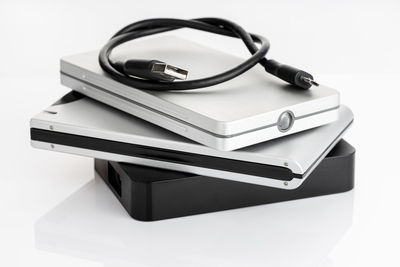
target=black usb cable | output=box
[99,18,319,91]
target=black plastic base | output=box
[95,139,355,221]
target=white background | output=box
[1,0,400,266]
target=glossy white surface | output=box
[35,176,354,267]
[1,0,400,266]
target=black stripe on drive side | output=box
[30,128,302,181]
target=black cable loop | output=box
[98,18,317,91]
[99,18,271,91]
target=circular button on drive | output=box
[277,111,294,132]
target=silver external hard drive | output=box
[30,92,353,190]
[60,36,340,151]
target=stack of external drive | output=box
[30,36,354,221]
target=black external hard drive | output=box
[95,139,355,221]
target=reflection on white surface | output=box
[35,174,354,267]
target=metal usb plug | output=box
[151,62,188,81]
[115,59,188,82]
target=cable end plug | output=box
[267,60,319,89]
[119,59,188,82]
[278,65,319,89]
[300,76,319,88]
[151,62,188,82]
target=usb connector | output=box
[151,62,188,81]
[265,59,319,90]
[116,59,188,82]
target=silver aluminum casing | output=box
[30,94,353,190]
[60,36,340,151]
